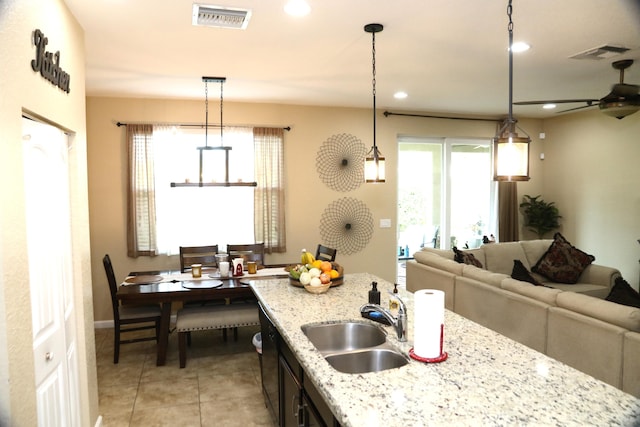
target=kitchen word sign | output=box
[31,29,70,93]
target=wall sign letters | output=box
[31,29,71,93]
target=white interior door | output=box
[22,117,81,426]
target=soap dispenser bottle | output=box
[369,281,381,305]
[389,283,400,315]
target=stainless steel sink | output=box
[325,348,408,374]
[301,322,386,353]
[301,321,409,374]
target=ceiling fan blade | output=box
[556,104,597,114]
[513,99,599,105]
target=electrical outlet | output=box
[379,218,391,228]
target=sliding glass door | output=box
[398,136,496,255]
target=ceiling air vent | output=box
[192,4,252,29]
[570,45,630,60]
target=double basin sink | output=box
[301,321,408,374]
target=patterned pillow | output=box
[452,246,483,268]
[532,233,595,284]
[511,260,544,286]
[606,277,640,308]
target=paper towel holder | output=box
[409,347,448,363]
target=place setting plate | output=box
[124,275,164,285]
[182,280,224,289]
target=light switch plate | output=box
[379,218,391,228]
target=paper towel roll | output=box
[413,289,445,359]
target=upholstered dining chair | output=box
[179,244,219,272]
[103,254,161,364]
[315,244,337,262]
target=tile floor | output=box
[95,325,273,426]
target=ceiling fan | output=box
[514,59,640,119]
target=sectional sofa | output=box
[406,238,640,397]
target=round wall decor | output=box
[319,197,374,255]
[315,133,367,192]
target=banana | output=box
[300,249,315,265]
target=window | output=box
[126,124,285,257]
[398,136,496,254]
[154,126,255,254]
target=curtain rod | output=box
[116,121,291,131]
[383,110,502,123]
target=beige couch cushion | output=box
[519,239,553,267]
[547,282,610,299]
[555,291,640,332]
[623,332,640,397]
[462,264,508,288]
[547,307,624,388]
[454,276,549,353]
[414,250,463,275]
[482,242,530,274]
[500,278,561,306]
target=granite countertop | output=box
[250,273,640,427]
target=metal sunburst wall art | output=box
[320,197,374,255]
[315,133,367,192]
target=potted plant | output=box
[519,195,562,238]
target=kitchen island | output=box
[250,273,640,426]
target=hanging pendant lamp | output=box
[493,1,530,182]
[171,76,257,188]
[364,23,385,183]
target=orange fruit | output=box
[329,269,340,279]
[312,260,323,269]
[320,261,332,272]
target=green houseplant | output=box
[519,195,562,238]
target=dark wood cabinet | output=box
[259,302,340,427]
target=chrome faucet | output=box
[360,295,407,342]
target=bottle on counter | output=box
[369,281,381,305]
[389,283,400,316]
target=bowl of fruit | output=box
[288,250,343,287]
[304,282,331,294]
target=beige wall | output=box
[0,0,98,425]
[541,109,640,287]
[87,96,545,321]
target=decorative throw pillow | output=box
[532,232,595,284]
[452,246,483,268]
[511,260,543,286]
[606,277,640,308]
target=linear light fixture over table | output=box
[171,77,257,188]
[493,0,530,182]
[364,23,385,183]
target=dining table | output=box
[116,266,289,366]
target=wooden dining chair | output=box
[227,243,265,266]
[315,244,337,262]
[179,245,219,272]
[103,254,162,364]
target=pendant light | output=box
[171,76,257,187]
[364,23,385,183]
[493,1,530,182]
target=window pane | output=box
[398,139,442,255]
[449,143,492,249]
[153,127,255,255]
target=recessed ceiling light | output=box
[284,0,311,16]
[394,91,408,99]
[510,42,530,53]
[543,103,557,109]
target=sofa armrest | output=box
[578,264,620,291]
